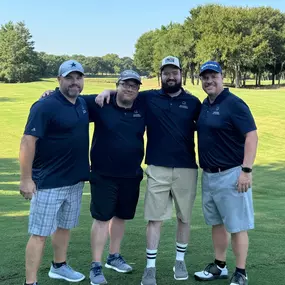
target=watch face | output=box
[242,167,252,173]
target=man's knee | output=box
[29,234,47,243]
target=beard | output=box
[64,85,82,98]
[161,79,182,94]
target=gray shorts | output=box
[202,166,254,233]
[28,182,84,236]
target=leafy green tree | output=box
[0,21,40,82]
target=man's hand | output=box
[40,90,54,99]
[95,90,112,107]
[237,171,252,193]
[20,178,36,200]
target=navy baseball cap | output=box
[58,60,84,77]
[118,70,142,84]
[199,61,222,76]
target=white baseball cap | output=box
[58,60,84,77]
[160,56,181,70]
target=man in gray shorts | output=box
[19,60,90,285]
[194,61,258,285]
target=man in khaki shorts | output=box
[140,56,201,285]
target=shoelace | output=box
[231,272,246,283]
[176,261,186,271]
[114,255,126,265]
[91,266,103,277]
[145,268,155,278]
[203,263,216,276]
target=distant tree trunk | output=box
[278,61,285,86]
[231,73,235,85]
[242,73,246,87]
[157,73,160,86]
[183,69,188,85]
[235,64,240,88]
[255,73,258,86]
[258,73,261,86]
[272,61,276,85]
[190,62,195,85]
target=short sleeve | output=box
[24,101,51,138]
[194,98,202,122]
[230,98,257,135]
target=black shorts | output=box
[90,172,143,221]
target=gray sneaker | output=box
[48,263,85,282]
[173,260,188,280]
[90,264,107,285]
[141,267,157,285]
[230,272,248,285]
[105,253,132,273]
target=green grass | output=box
[0,78,285,285]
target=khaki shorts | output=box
[144,165,198,223]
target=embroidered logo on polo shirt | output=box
[31,128,36,132]
[212,106,220,115]
[133,110,141,117]
[179,101,188,109]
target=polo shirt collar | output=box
[158,87,186,98]
[205,88,229,105]
[55,90,81,106]
[111,92,136,111]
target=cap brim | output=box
[199,68,221,76]
[119,77,142,84]
[160,64,181,70]
[61,70,84,77]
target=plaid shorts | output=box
[28,182,84,236]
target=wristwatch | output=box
[241,166,252,173]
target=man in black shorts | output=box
[83,70,145,285]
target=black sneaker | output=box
[230,272,248,285]
[194,262,228,281]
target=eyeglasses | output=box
[118,82,139,91]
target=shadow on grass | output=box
[0,97,18,102]
[0,159,285,284]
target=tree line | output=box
[134,4,285,87]
[1,4,285,87]
[0,22,137,83]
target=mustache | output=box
[69,84,80,88]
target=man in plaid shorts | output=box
[19,60,90,285]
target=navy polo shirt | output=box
[140,88,201,168]
[83,94,146,178]
[197,88,257,169]
[24,90,90,189]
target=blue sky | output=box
[1,0,284,58]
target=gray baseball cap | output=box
[160,56,181,70]
[58,59,84,77]
[118,70,142,84]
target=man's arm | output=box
[95,90,116,107]
[243,130,258,169]
[19,135,37,200]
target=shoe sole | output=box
[48,271,85,282]
[141,283,157,285]
[173,266,188,280]
[90,280,108,285]
[194,275,228,281]
[105,263,132,273]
